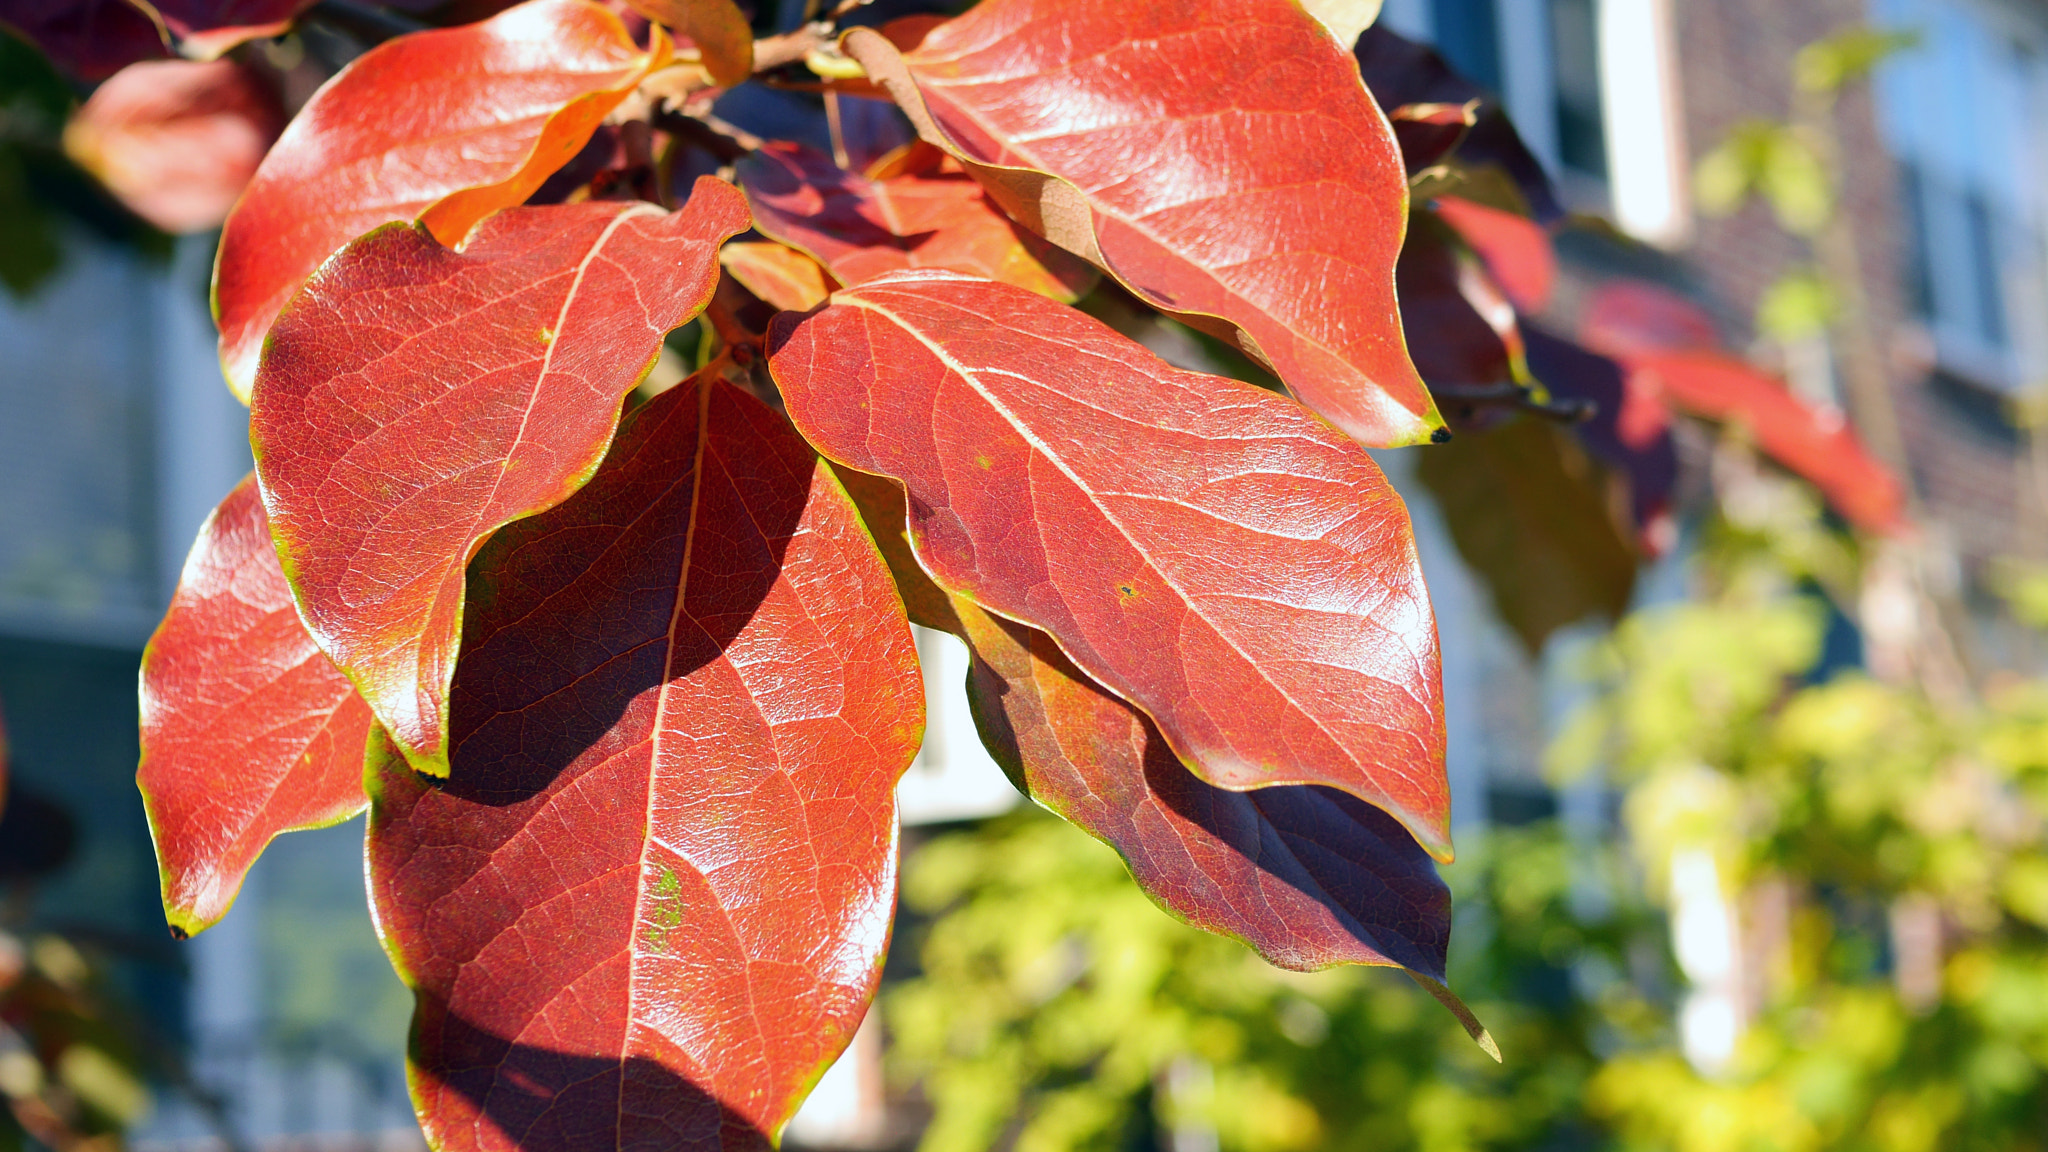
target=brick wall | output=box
[1645,0,2034,563]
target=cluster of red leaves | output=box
[0,0,1905,1145]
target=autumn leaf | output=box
[1580,278,1722,359]
[1627,350,1909,534]
[950,596,1494,1054]
[367,374,922,1152]
[138,475,373,938]
[769,270,1452,860]
[1575,279,1906,534]
[1417,417,1640,655]
[1432,194,1556,313]
[1398,208,1526,407]
[1355,23,1563,223]
[1524,325,1678,548]
[0,0,170,80]
[720,240,832,312]
[214,0,670,400]
[623,0,751,86]
[252,183,747,777]
[64,59,282,234]
[1389,100,1478,173]
[843,0,1445,448]
[738,142,1094,302]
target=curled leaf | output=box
[624,0,751,86]
[253,184,748,777]
[738,141,1094,301]
[843,0,1444,447]
[214,0,670,400]
[720,240,832,312]
[955,595,1450,974]
[769,271,1452,860]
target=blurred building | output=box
[2,0,2045,1148]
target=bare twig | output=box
[752,22,836,72]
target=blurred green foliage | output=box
[0,29,168,301]
[885,457,2048,1150]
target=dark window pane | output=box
[1964,191,2007,348]
[1899,162,1935,319]
[1550,0,1606,178]
[1432,0,1502,93]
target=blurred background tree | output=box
[875,25,2048,1152]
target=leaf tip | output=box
[1430,426,1454,445]
[1407,970,1498,1060]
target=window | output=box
[1875,0,2048,390]
[1381,0,1689,245]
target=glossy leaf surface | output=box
[64,59,282,234]
[829,464,961,636]
[845,0,1444,448]
[719,240,831,312]
[769,271,1451,860]
[954,596,1449,973]
[624,0,750,85]
[138,475,373,937]
[214,0,666,400]
[367,375,921,1152]
[737,142,1093,301]
[253,185,748,777]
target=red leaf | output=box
[621,0,750,86]
[720,240,832,312]
[137,475,373,937]
[214,0,669,400]
[1432,194,1556,313]
[150,0,315,59]
[1579,278,1721,359]
[1627,350,1909,534]
[1353,23,1562,223]
[1522,325,1678,548]
[1398,208,1523,408]
[843,0,1445,448]
[64,59,283,234]
[768,271,1451,860]
[0,0,312,79]
[1389,100,1477,173]
[955,596,1443,965]
[0,0,168,80]
[367,375,921,1152]
[737,142,1094,302]
[252,184,748,777]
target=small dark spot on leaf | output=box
[1430,427,1454,444]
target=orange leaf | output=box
[213,0,669,401]
[843,0,1444,447]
